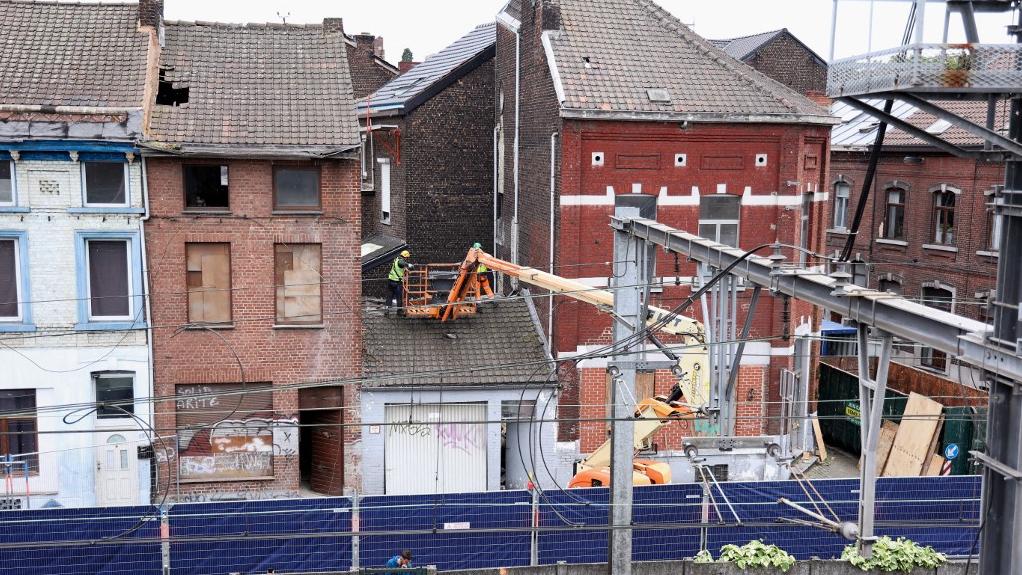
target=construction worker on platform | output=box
[388,249,413,314]
[473,242,495,301]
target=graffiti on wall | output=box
[177,417,299,481]
[388,421,486,456]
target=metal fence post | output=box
[530,484,539,566]
[160,507,171,575]
[351,492,361,572]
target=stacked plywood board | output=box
[882,392,945,477]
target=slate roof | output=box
[831,99,1014,150]
[363,298,554,388]
[357,23,496,116]
[0,0,150,108]
[711,29,786,62]
[148,20,361,152]
[544,0,834,124]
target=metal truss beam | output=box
[886,92,1022,158]
[613,217,1022,383]
[838,97,981,159]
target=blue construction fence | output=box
[0,476,981,575]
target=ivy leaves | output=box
[841,537,948,572]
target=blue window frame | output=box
[0,231,33,333]
[74,231,146,331]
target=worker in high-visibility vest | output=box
[473,243,495,300]
[388,249,413,313]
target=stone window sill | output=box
[826,228,851,235]
[0,322,36,333]
[69,207,144,215]
[273,324,325,330]
[0,207,30,213]
[182,208,232,216]
[875,238,908,247]
[922,243,959,253]
[184,323,235,330]
[271,210,323,217]
[976,250,1000,258]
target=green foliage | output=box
[841,537,947,572]
[401,48,414,62]
[693,549,714,564]
[717,540,796,572]
[944,50,974,71]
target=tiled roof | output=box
[545,0,833,123]
[711,29,785,62]
[363,298,554,388]
[0,0,150,108]
[358,23,496,115]
[500,0,522,24]
[149,20,360,151]
[831,99,1013,150]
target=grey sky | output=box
[163,1,1016,65]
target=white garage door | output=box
[384,403,487,495]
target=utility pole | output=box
[607,206,649,575]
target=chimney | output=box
[138,0,163,29]
[399,61,419,74]
[372,36,385,59]
[322,18,344,35]
[541,0,561,31]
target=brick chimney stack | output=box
[372,36,385,59]
[399,61,419,74]
[322,18,344,35]
[138,0,163,29]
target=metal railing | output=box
[828,43,1022,97]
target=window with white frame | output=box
[882,186,907,240]
[82,161,128,206]
[380,159,391,224]
[799,192,812,265]
[86,239,132,320]
[0,161,14,206]
[698,195,740,247]
[0,238,21,321]
[93,372,135,419]
[833,181,850,230]
[986,190,1002,252]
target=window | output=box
[273,166,321,211]
[176,383,274,481]
[800,192,812,265]
[0,390,38,474]
[0,238,20,320]
[878,277,902,295]
[186,243,232,324]
[274,244,322,325]
[920,285,953,371]
[380,159,392,224]
[698,195,741,247]
[93,372,135,419]
[184,165,229,210]
[987,196,1002,252]
[883,187,906,240]
[833,181,850,230]
[932,187,957,246]
[0,161,13,205]
[82,162,128,206]
[86,240,131,319]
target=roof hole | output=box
[156,67,189,106]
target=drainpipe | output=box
[548,132,558,352]
[138,156,156,493]
[493,125,499,264]
[511,24,521,269]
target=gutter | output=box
[137,142,362,159]
[559,108,841,126]
[548,132,558,353]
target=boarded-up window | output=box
[275,244,322,325]
[186,243,232,324]
[175,383,274,482]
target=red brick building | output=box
[495,0,836,451]
[346,30,398,100]
[826,99,1004,384]
[142,11,363,500]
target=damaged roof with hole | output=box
[831,98,1014,150]
[357,23,496,116]
[536,0,834,124]
[0,0,150,108]
[363,298,554,388]
[149,20,361,153]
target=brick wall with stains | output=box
[744,33,828,96]
[144,156,363,499]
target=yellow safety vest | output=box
[388,257,407,282]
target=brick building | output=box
[0,0,155,508]
[710,29,828,97]
[142,9,363,500]
[346,30,398,100]
[357,23,495,280]
[826,99,1005,385]
[495,0,836,452]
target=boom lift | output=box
[420,246,711,487]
